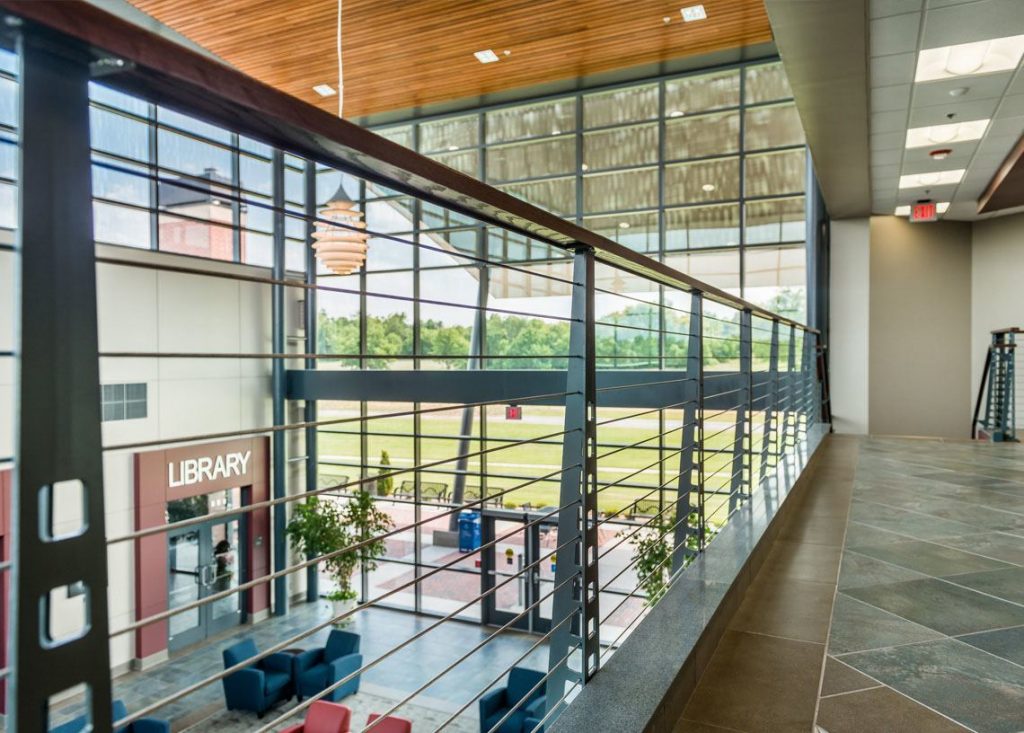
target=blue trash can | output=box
[458,510,481,552]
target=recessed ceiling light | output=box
[551,129,561,135]
[948,87,969,97]
[701,183,716,192]
[503,50,512,56]
[929,148,953,160]
[936,202,950,213]
[915,35,1024,82]
[668,110,684,118]
[447,145,459,152]
[905,119,989,148]
[663,16,672,24]
[898,169,965,188]
[619,221,631,229]
[581,163,590,171]
[681,4,707,22]
[313,84,336,97]
[895,205,911,216]
[474,49,500,64]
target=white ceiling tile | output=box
[872,84,913,112]
[871,13,923,56]
[871,53,917,86]
[927,0,981,7]
[943,201,978,220]
[872,147,906,165]
[872,0,925,17]
[995,95,1024,118]
[912,73,1013,106]
[921,0,1024,47]
[872,131,908,150]
[872,109,911,132]
[873,162,904,178]
[1008,72,1024,95]
[908,97,1001,125]
[988,116,1024,136]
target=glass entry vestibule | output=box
[481,511,559,633]
[167,492,243,651]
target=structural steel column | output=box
[271,150,288,615]
[759,320,780,484]
[546,248,600,713]
[303,161,319,602]
[672,291,702,573]
[12,29,114,731]
[730,310,752,511]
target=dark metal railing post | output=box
[303,160,319,602]
[759,320,780,484]
[672,291,702,572]
[547,247,599,715]
[271,149,288,616]
[730,309,752,511]
[12,27,114,731]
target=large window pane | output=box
[584,167,658,213]
[497,177,575,217]
[486,98,576,144]
[376,125,413,148]
[665,69,740,115]
[583,211,659,253]
[745,62,793,104]
[584,84,658,127]
[487,137,575,182]
[420,115,479,153]
[665,203,740,250]
[664,249,740,293]
[583,124,658,171]
[664,110,739,160]
[745,196,805,244]
[744,102,805,150]
[664,158,740,205]
[158,128,232,180]
[743,244,806,321]
[745,149,806,197]
[91,108,149,161]
[428,149,479,176]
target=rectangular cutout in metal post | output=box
[729,310,752,512]
[672,291,701,572]
[758,320,780,484]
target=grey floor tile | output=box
[943,566,1024,605]
[844,520,909,548]
[849,502,978,541]
[840,639,1024,733]
[838,550,930,590]
[817,686,970,732]
[828,593,943,655]
[933,532,1024,567]
[843,578,1024,636]
[852,539,1013,577]
[957,626,1024,667]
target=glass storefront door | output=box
[481,512,556,633]
[167,492,243,651]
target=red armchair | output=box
[366,713,413,733]
[280,701,352,733]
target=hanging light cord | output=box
[337,0,344,118]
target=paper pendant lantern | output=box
[313,198,368,276]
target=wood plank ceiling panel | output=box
[129,0,772,118]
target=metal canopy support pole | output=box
[546,247,599,715]
[784,324,797,456]
[271,150,288,616]
[759,320,780,485]
[672,291,702,573]
[729,310,752,512]
[12,29,114,731]
[303,160,319,602]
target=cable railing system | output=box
[0,4,825,732]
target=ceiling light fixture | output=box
[581,163,589,171]
[895,205,911,216]
[906,119,989,148]
[948,86,969,97]
[619,222,631,229]
[313,84,336,97]
[503,50,512,56]
[701,183,717,192]
[663,16,672,24]
[474,49,500,64]
[680,4,707,22]
[314,197,369,276]
[937,202,950,213]
[668,110,684,118]
[915,34,1024,82]
[898,169,965,188]
[929,148,953,160]
[447,145,459,151]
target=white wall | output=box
[971,213,1024,428]
[828,218,870,434]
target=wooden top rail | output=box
[0,0,817,333]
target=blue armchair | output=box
[479,667,546,733]
[294,629,363,703]
[50,699,170,733]
[222,639,295,717]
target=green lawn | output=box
[316,404,791,520]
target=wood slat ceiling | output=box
[129,0,772,119]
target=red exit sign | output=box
[910,202,937,223]
[505,405,522,420]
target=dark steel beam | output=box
[271,150,288,616]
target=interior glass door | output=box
[481,513,551,633]
[167,526,204,650]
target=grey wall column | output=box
[729,309,752,511]
[546,247,599,714]
[759,320,780,484]
[672,291,702,573]
[271,150,288,616]
[12,28,114,731]
[303,161,319,602]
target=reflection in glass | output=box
[487,137,575,182]
[583,211,659,253]
[376,125,413,148]
[664,158,740,205]
[584,124,658,170]
[497,177,575,217]
[744,149,806,197]
[665,204,740,250]
[665,70,740,115]
[664,111,739,160]
[743,245,807,321]
[583,84,658,128]
[428,149,479,176]
[744,103,805,150]
[664,249,741,292]
[421,116,478,153]
[745,197,805,244]
[584,167,658,213]
[486,99,576,144]
[745,62,793,104]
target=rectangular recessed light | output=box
[936,202,950,213]
[681,4,707,21]
[905,119,989,148]
[895,202,949,216]
[915,34,1024,82]
[898,169,965,188]
[474,49,500,64]
[313,84,336,97]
